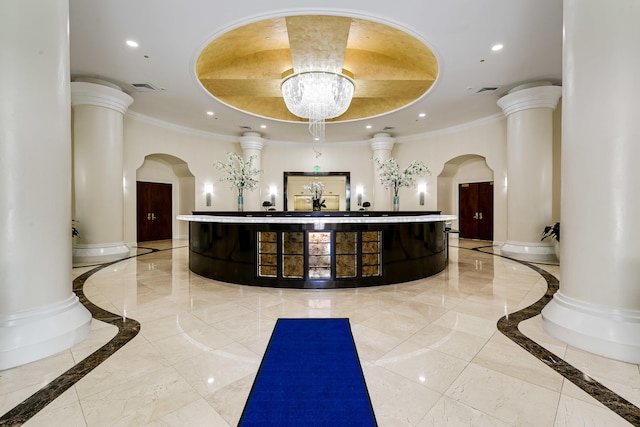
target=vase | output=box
[237,195,244,212]
[393,195,400,211]
[313,205,321,211]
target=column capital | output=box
[498,84,562,116]
[369,132,396,152]
[71,81,133,114]
[239,132,265,151]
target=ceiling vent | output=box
[130,82,159,92]
[382,126,395,131]
[474,86,501,94]
[240,126,252,131]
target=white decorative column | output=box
[239,132,265,211]
[0,0,91,369]
[71,79,133,263]
[497,82,561,261]
[369,133,396,211]
[542,0,640,363]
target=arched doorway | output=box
[438,154,494,241]
[136,154,194,242]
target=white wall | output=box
[394,117,508,242]
[261,141,374,210]
[122,113,535,246]
[124,116,237,245]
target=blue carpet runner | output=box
[239,318,377,426]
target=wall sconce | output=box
[269,185,277,206]
[356,185,363,206]
[204,184,213,207]
[418,183,426,206]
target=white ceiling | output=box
[69,0,563,144]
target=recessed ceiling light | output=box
[206,111,214,116]
[491,44,503,51]
[418,113,427,118]
[366,125,372,129]
[260,124,267,129]
[126,40,139,48]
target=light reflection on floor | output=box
[1,239,639,426]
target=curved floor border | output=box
[2,244,639,425]
[467,244,640,426]
[0,247,171,425]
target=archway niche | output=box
[136,153,195,240]
[437,154,494,233]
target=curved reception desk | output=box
[178,212,456,289]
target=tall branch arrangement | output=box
[214,152,261,197]
[373,157,431,196]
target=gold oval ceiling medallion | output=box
[196,15,438,122]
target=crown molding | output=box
[126,111,237,142]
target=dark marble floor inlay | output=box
[467,245,640,427]
[0,248,169,426]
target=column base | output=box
[73,242,130,263]
[500,241,557,262]
[542,291,640,364]
[0,295,91,370]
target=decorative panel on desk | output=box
[282,232,304,278]
[257,232,277,277]
[336,232,357,278]
[362,231,381,277]
[308,232,331,279]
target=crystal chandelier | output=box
[281,71,355,141]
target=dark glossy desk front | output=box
[180,212,454,289]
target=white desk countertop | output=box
[177,214,457,225]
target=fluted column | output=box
[542,0,640,363]
[0,0,91,369]
[239,132,265,211]
[369,133,396,211]
[71,79,133,263]
[497,82,561,261]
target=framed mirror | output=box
[284,172,351,211]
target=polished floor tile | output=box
[1,239,639,426]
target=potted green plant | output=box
[262,200,273,211]
[541,222,560,242]
[541,222,560,261]
[361,201,371,211]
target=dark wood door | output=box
[459,182,493,240]
[137,181,172,242]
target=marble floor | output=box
[1,239,639,426]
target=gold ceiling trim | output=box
[196,16,438,122]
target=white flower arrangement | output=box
[214,152,261,197]
[373,157,430,196]
[303,181,326,209]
